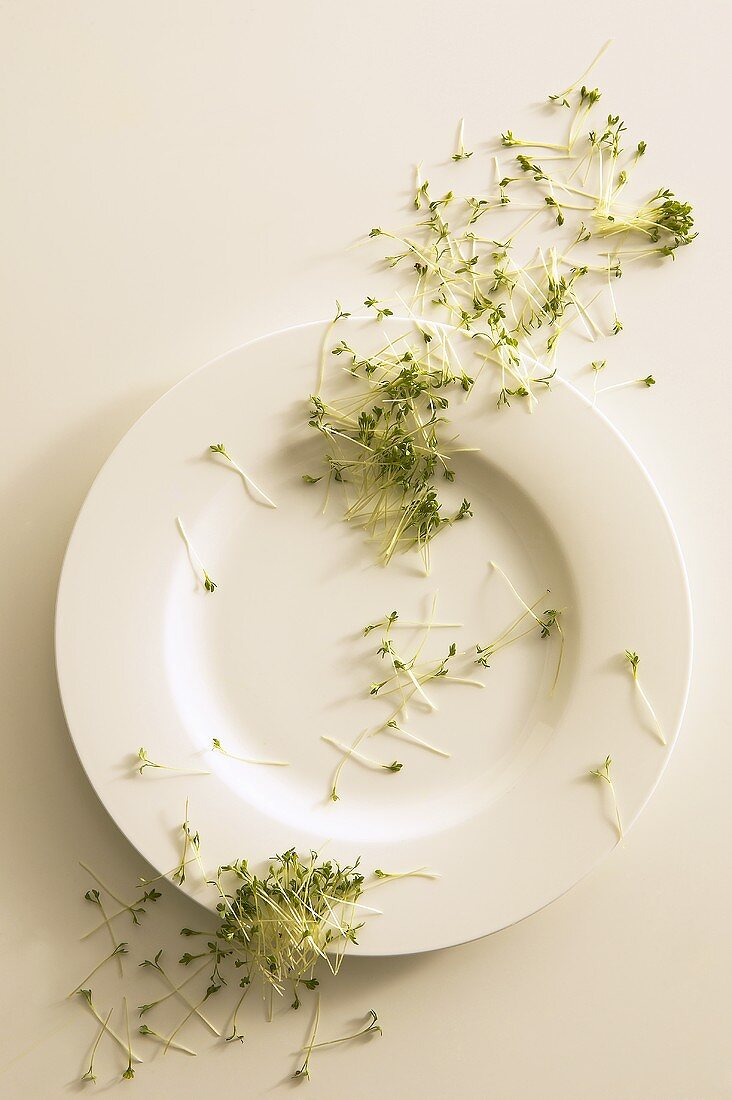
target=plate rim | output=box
[54,316,694,955]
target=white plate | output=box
[55,318,692,955]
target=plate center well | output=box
[163,447,576,845]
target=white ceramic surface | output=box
[54,316,691,955]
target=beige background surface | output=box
[1,2,730,1097]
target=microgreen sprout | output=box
[294,994,320,1080]
[81,886,125,975]
[328,730,371,802]
[502,131,568,154]
[135,747,210,776]
[176,516,217,592]
[625,651,665,745]
[452,118,473,161]
[363,296,394,322]
[323,735,403,773]
[372,867,439,881]
[68,943,128,997]
[138,950,221,1035]
[225,987,248,1041]
[211,736,288,767]
[77,990,142,1065]
[365,616,462,634]
[540,607,566,694]
[591,359,606,404]
[596,374,656,396]
[81,1007,113,1083]
[163,984,221,1055]
[172,799,202,886]
[413,163,430,209]
[384,718,450,757]
[306,1008,382,1054]
[363,610,399,636]
[317,302,353,393]
[138,1024,197,1056]
[209,442,277,509]
[548,40,613,108]
[590,755,623,841]
[122,996,135,1080]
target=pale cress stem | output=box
[489,562,545,628]
[122,997,135,1080]
[163,990,215,1055]
[77,990,143,1064]
[597,376,656,394]
[307,1009,382,1051]
[591,756,623,841]
[372,867,439,882]
[68,943,128,997]
[176,516,217,592]
[452,117,473,162]
[625,651,665,745]
[80,881,127,977]
[385,720,450,758]
[136,747,211,776]
[293,994,321,1080]
[317,301,351,394]
[81,1007,113,1083]
[211,738,288,767]
[137,859,197,890]
[209,443,277,509]
[322,735,402,773]
[138,1025,197,1056]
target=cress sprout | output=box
[138,1023,197,1056]
[209,442,277,509]
[77,989,142,1066]
[68,943,128,998]
[81,1006,113,1083]
[452,118,473,162]
[211,736,288,768]
[176,516,217,592]
[135,747,210,777]
[625,650,665,745]
[590,755,623,841]
[122,997,135,1079]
